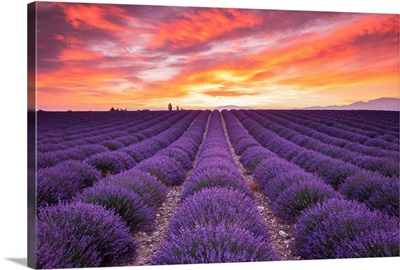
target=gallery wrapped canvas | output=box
[27,1,399,269]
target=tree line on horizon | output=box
[168,103,184,111]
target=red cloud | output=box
[56,3,131,31]
[149,8,263,50]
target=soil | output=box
[127,114,211,266]
[220,115,300,261]
[130,184,185,266]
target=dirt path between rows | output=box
[128,114,211,266]
[220,114,300,261]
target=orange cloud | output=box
[149,8,263,50]
[37,65,122,90]
[59,49,104,61]
[234,14,400,91]
[56,3,130,31]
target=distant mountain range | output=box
[214,97,399,111]
[304,97,399,111]
[215,105,251,111]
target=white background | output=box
[0,0,399,270]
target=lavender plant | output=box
[170,188,266,241]
[294,199,399,259]
[339,170,399,217]
[85,151,136,177]
[152,224,277,264]
[240,146,276,172]
[98,169,168,207]
[37,202,137,268]
[136,156,186,186]
[37,160,101,207]
[271,180,340,224]
[253,158,298,185]
[334,230,399,258]
[181,168,254,200]
[158,148,192,170]
[77,185,156,232]
[264,170,317,202]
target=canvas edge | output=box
[27,1,37,269]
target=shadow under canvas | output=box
[6,258,27,267]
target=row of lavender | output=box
[37,111,171,146]
[232,110,399,216]
[37,111,193,169]
[283,110,399,141]
[223,110,399,258]
[152,110,278,264]
[36,111,210,268]
[248,110,398,177]
[36,111,201,207]
[272,110,399,147]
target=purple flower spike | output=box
[84,151,136,177]
[99,169,168,207]
[294,199,399,259]
[78,185,156,232]
[136,156,186,186]
[152,224,278,265]
[37,202,137,268]
[37,160,101,207]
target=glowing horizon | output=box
[34,3,399,111]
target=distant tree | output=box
[177,105,179,110]
[168,103,172,111]
[110,107,115,111]
[181,107,184,110]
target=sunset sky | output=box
[34,2,399,111]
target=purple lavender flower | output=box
[271,179,340,224]
[84,151,136,177]
[253,158,298,185]
[170,139,199,161]
[233,137,260,155]
[152,224,278,265]
[339,170,385,203]
[78,185,156,232]
[240,146,276,172]
[115,135,140,146]
[136,156,186,186]
[157,148,192,170]
[264,170,320,202]
[37,144,109,169]
[98,169,168,207]
[170,188,265,241]
[198,147,232,161]
[294,199,399,259]
[37,201,137,268]
[293,151,358,189]
[367,177,399,217]
[182,168,253,200]
[339,170,399,217]
[194,157,237,172]
[37,160,101,207]
[101,139,125,151]
[334,230,399,258]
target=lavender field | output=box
[35,109,399,268]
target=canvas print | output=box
[27,1,399,269]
